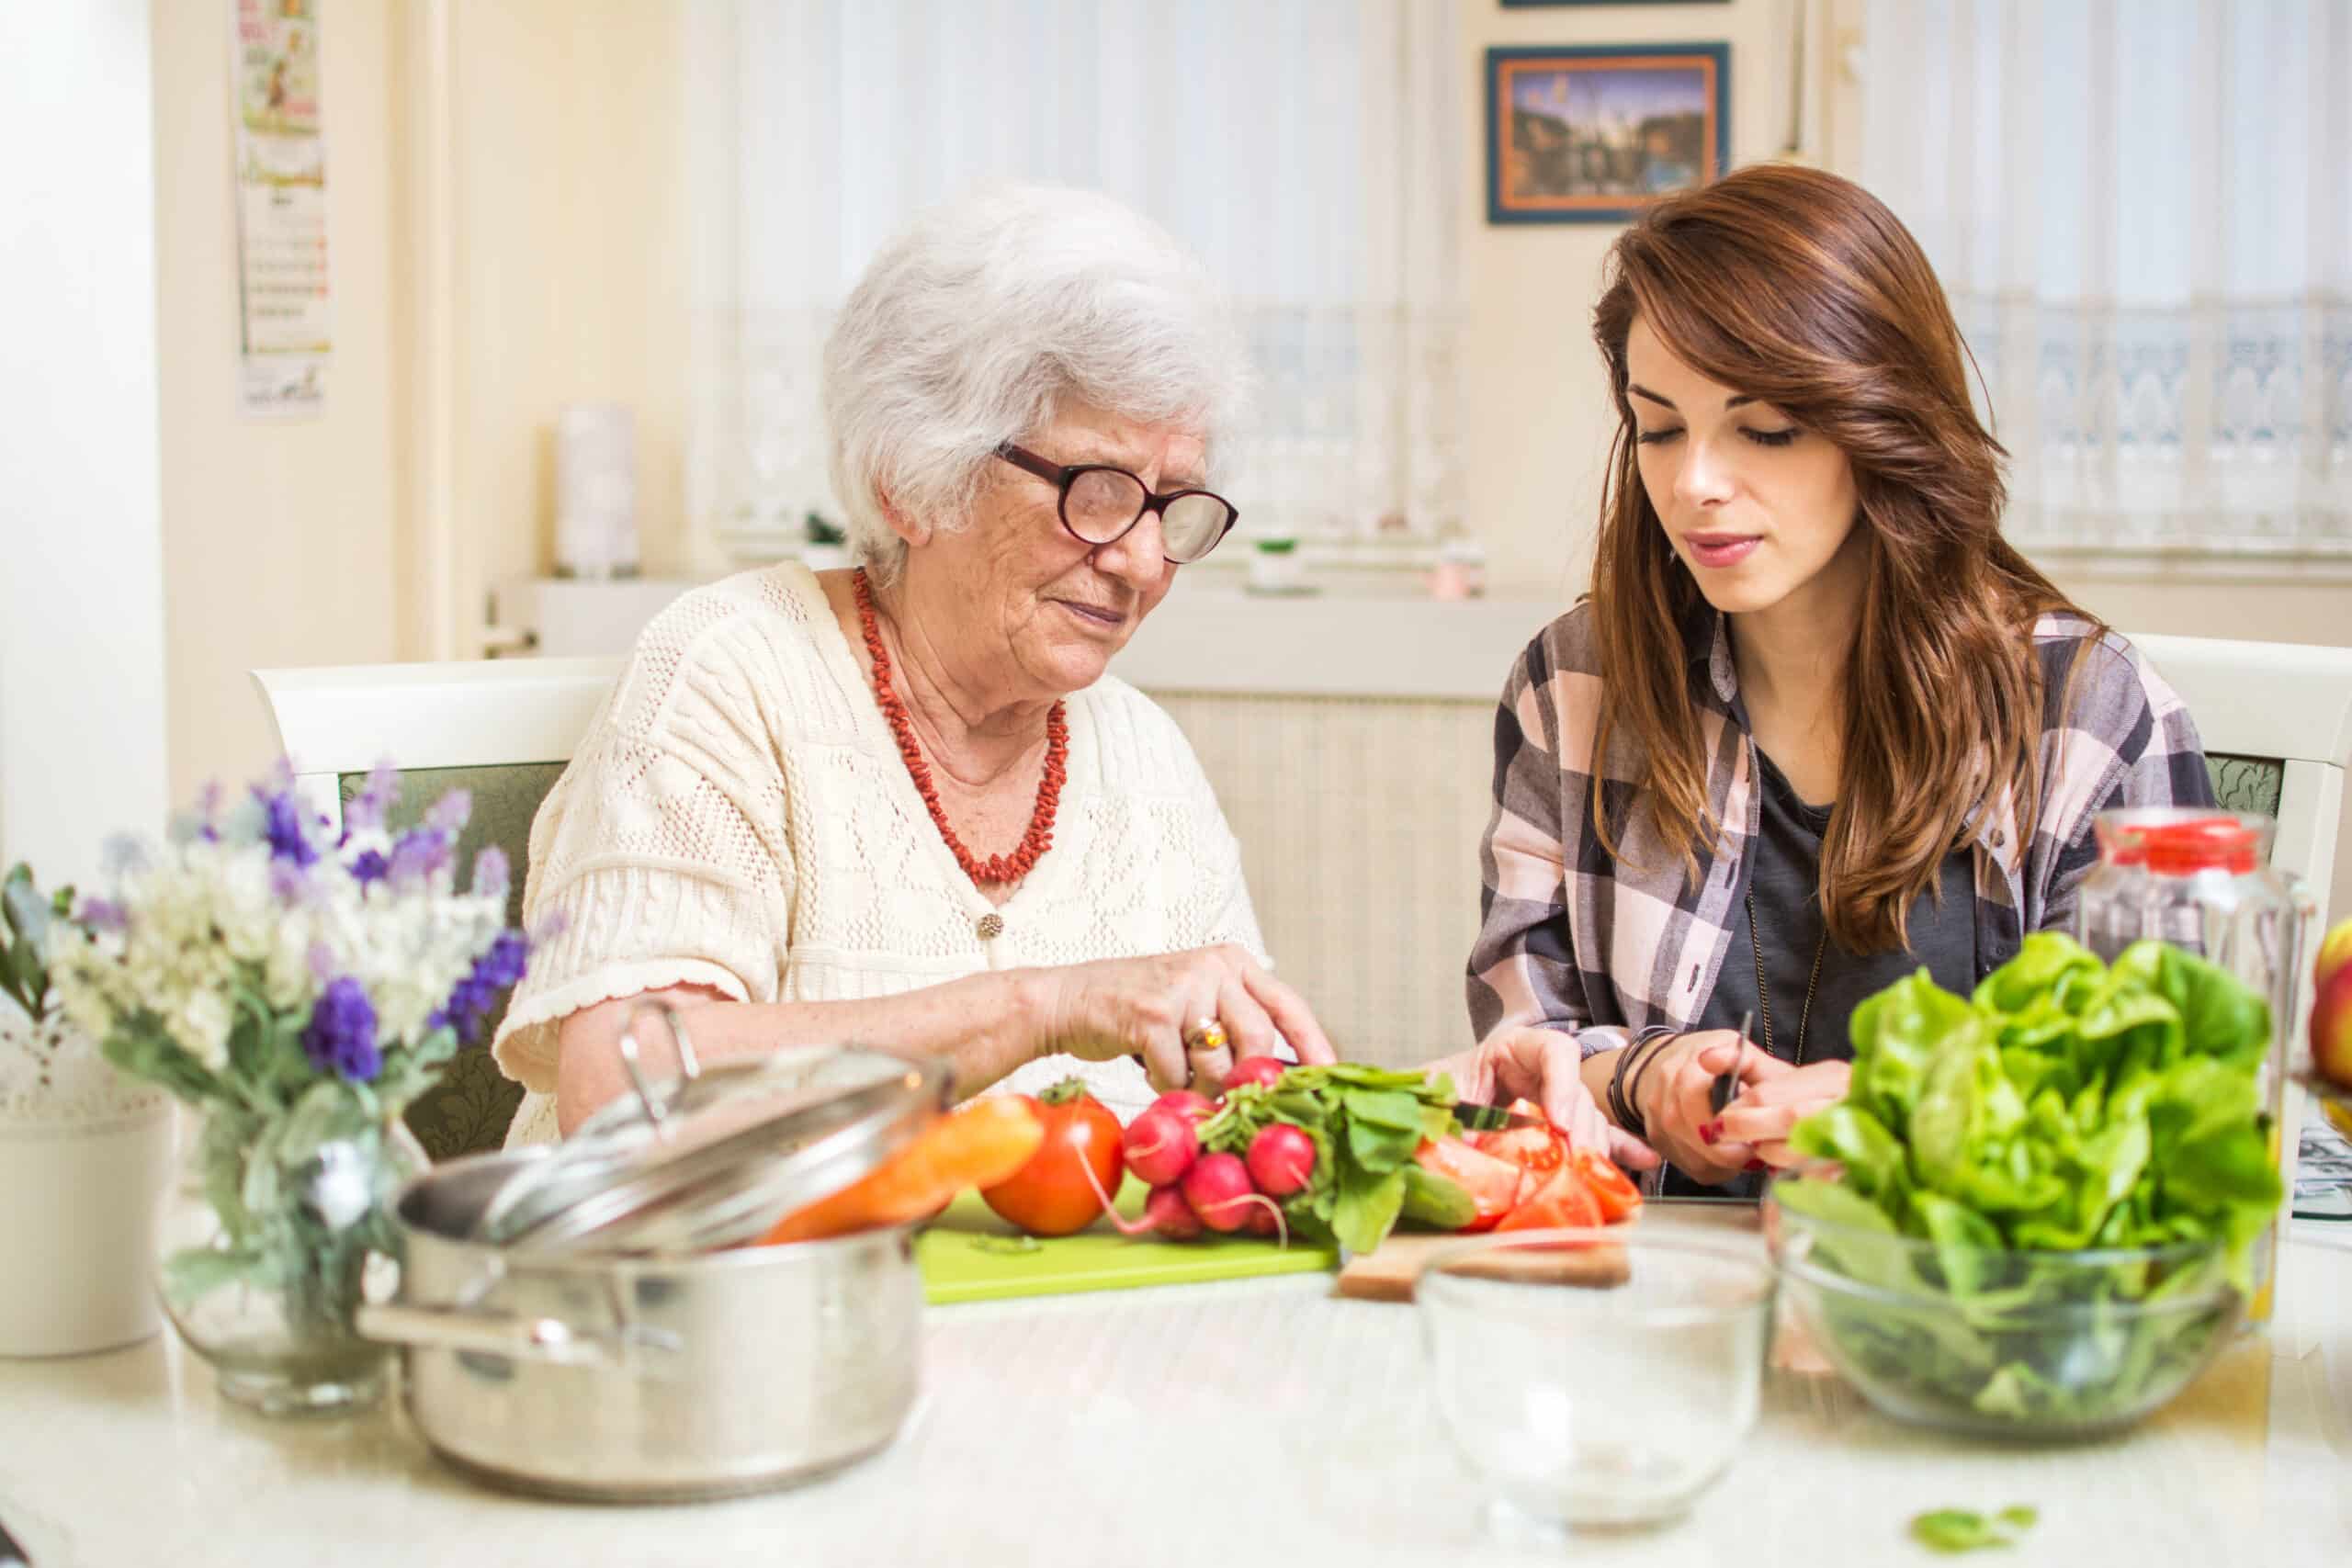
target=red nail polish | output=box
[1699,1123,1720,1145]
[1745,1159,1768,1175]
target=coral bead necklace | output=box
[852,568,1067,886]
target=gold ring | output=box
[1182,1017,1228,1054]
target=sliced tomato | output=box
[1414,1137,1527,1233]
[1471,1099,1568,1179]
[1571,1148,1642,1224]
[1495,1166,1604,1232]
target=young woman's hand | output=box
[1708,1060,1853,1168]
[1631,1030,1789,1184]
[1423,1027,1659,1171]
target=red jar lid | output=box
[2141,818,2258,875]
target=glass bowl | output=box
[1765,1176,2241,1440]
[1417,1227,1774,1536]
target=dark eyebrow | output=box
[1626,382,1757,413]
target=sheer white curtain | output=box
[1860,0,2351,556]
[685,0,1462,562]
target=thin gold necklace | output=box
[1747,885,1827,1066]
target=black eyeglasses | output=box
[994,442,1239,564]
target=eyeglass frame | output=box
[993,442,1240,563]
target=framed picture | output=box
[1486,43,1732,225]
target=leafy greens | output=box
[1774,934,2280,1429]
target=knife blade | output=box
[1449,1100,1550,1134]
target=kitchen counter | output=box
[3,1212,2347,1568]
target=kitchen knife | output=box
[0,1506,33,1566]
[1449,1100,1551,1134]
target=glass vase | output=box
[153,1103,427,1416]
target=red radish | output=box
[1151,1089,1216,1122]
[1142,1183,1203,1240]
[1246,1122,1316,1198]
[1221,1055,1289,1092]
[1123,1106,1200,1187]
[1245,1202,1280,1237]
[1182,1152,1260,1233]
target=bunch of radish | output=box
[1095,1055,1309,1243]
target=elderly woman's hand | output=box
[1422,1027,1658,1171]
[1028,944,1337,1093]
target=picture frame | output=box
[1485,43,1732,225]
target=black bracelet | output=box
[1609,1043,1665,1142]
[1621,1031,1681,1142]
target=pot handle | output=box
[356,1302,682,1371]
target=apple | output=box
[2312,958,2352,1092]
[2316,916,2352,991]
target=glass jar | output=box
[2073,808,2308,1324]
[153,1104,426,1415]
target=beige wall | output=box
[151,0,688,798]
[153,0,404,801]
[1458,0,1797,604]
[445,0,691,630]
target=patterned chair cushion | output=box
[343,761,565,1160]
[2205,753,2283,818]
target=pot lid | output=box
[473,1002,949,1255]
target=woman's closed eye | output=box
[1634,425,1683,446]
[1743,426,1800,448]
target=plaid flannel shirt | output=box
[1467,603,2216,1056]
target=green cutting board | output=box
[916,1176,1340,1303]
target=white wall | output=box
[0,0,169,887]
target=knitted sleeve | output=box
[492,592,798,1094]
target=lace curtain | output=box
[684,0,1464,564]
[1860,0,2351,557]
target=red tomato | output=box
[1495,1166,1604,1233]
[1415,1137,1527,1233]
[1471,1098,1568,1179]
[979,1081,1125,1236]
[1572,1148,1642,1224]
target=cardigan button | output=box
[976,912,1004,942]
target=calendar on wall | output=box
[229,0,331,416]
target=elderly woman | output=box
[494,183,1617,1151]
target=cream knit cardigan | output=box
[492,563,1266,1145]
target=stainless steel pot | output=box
[362,1148,922,1503]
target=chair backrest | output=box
[251,659,621,1158]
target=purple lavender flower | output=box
[256,787,320,868]
[341,760,400,840]
[470,844,511,905]
[425,790,472,836]
[386,826,452,887]
[301,976,382,1081]
[74,895,129,933]
[268,857,313,907]
[350,848,390,886]
[429,931,531,1046]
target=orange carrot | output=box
[759,1096,1045,1246]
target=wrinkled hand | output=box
[1710,1060,1852,1169]
[1029,944,1337,1094]
[1633,1030,1790,1184]
[1424,1027,1658,1171]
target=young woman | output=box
[1466,164,2216,1193]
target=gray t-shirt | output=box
[1667,746,1976,1195]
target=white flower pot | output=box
[0,1010,177,1358]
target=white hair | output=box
[821,182,1250,583]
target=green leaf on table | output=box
[1908,1504,2038,1552]
[1330,1165,1406,1257]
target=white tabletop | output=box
[2,1212,2347,1568]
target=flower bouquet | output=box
[51,762,528,1412]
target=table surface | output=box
[2,1210,2347,1568]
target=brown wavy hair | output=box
[1588,164,2090,953]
